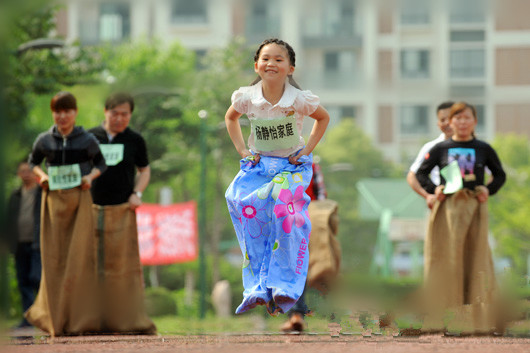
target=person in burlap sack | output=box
[89,92,156,334]
[415,102,506,335]
[25,92,107,336]
[225,38,330,317]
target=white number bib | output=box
[99,144,124,166]
[251,116,300,152]
[48,164,82,190]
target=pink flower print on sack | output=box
[238,194,270,239]
[273,185,307,233]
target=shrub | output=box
[144,286,177,317]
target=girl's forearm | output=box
[225,107,248,156]
[301,107,330,155]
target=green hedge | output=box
[144,287,177,317]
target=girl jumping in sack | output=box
[225,38,329,316]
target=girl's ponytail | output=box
[250,76,261,86]
[288,75,301,89]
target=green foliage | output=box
[490,134,530,274]
[171,289,212,318]
[153,254,244,314]
[151,314,331,334]
[6,256,22,320]
[99,39,195,88]
[144,286,177,317]
[1,1,102,171]
[314,119,400,272]
[94,40,196,185]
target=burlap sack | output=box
[422,189,501,334]
[25,188,100,336]
[93,203,156,334]
[307,199,341,293]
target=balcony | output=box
[301,18,362,49]
[244,17,281,45]
[298,69,361,91]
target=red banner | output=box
[137,201,198,265]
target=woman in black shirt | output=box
[416,102,506,335]
[25,92,106,336]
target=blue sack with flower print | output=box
[225,153,313,315]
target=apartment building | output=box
[56,0,530,164]
[57,0,233,50]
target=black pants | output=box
[288,285,308,317]
[15,242,41,318]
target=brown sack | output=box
[422,189,501,334]
[93,203,156,334]
[307,199,341,293]
[25,188,100,336]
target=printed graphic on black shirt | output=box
[448,148,476,182]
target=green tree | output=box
[178,38,254,283]
[0,0,101,316]
[2,0,101,168]
[314,119,400,271]
[96,39,196,187]
[490,134,530,274]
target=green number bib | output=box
[48,164,82,190]
[251,116,300,152]
[99,144,124,166]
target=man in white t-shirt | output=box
[406,101,454,209]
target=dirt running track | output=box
[3,333,530,353]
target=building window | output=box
[99,2,130,42]
[450,49,485,78]
[449,0,486,24]
[172,0,207,24]
[400,0,430,25]
[322,0,356,36]
[246,0,280,39]
[341,106,356,119]
[324,50,357,72]
[400,105,429,134]
[400,50,430,79]
[325,52,340,71]
[450,30,485,42]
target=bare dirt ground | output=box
[3,329,530,353]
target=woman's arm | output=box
[415,147,440,195]
[83,136,107,190]
[33,165,49,190]
[290,105,330,164]
[484,145,506,196]
[81,167,101,190]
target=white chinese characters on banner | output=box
[137,202,198,265]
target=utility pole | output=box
[198,109,208,318]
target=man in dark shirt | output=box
[90,93,150,207]
[7,161,42,328]
[89,92,155,334]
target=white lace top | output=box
[231,80,320,157]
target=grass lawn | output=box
[152,314,332,335]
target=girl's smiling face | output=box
[254,43,295,84]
